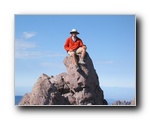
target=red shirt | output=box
[64,36,84,52]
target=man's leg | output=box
[68,51,79,70]
[81,47,86,60]
[76,47,86,64]
[72,52,78,66]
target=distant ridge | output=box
[112,97,136,105]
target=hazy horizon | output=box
[15,85,135,101]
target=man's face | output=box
[72,33,77,37]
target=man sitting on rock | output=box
[64,29,87,71]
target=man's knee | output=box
[82,47,86,53]
[68,51,75,56]
[71,52,76,56]
[82,47,86,51]
[83,46,87,50]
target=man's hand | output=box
[69,49,73,52]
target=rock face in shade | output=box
[19,52,108,105]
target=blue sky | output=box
[15,15,135,100]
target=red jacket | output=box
[64,36,84,52]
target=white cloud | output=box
[15,38,37,58]
[15,49,66,59]
[22,32,36,39]
[15,40,36,50]
[15,51,40,59]
[15,31,37,50]
[15,31,66,59]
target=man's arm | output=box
[64,38,70,51]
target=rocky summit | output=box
[19,52,108,105]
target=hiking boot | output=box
[79,59,86,64]
[75,65,79,71]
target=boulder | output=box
[19,52,107,105]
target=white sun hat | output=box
[70,29,80,34]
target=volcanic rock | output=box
[19,52,107,105]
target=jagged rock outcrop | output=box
[130,97,136,105]
[19,52,107,105]
[112,97,136,105]
[112,100,131,105]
